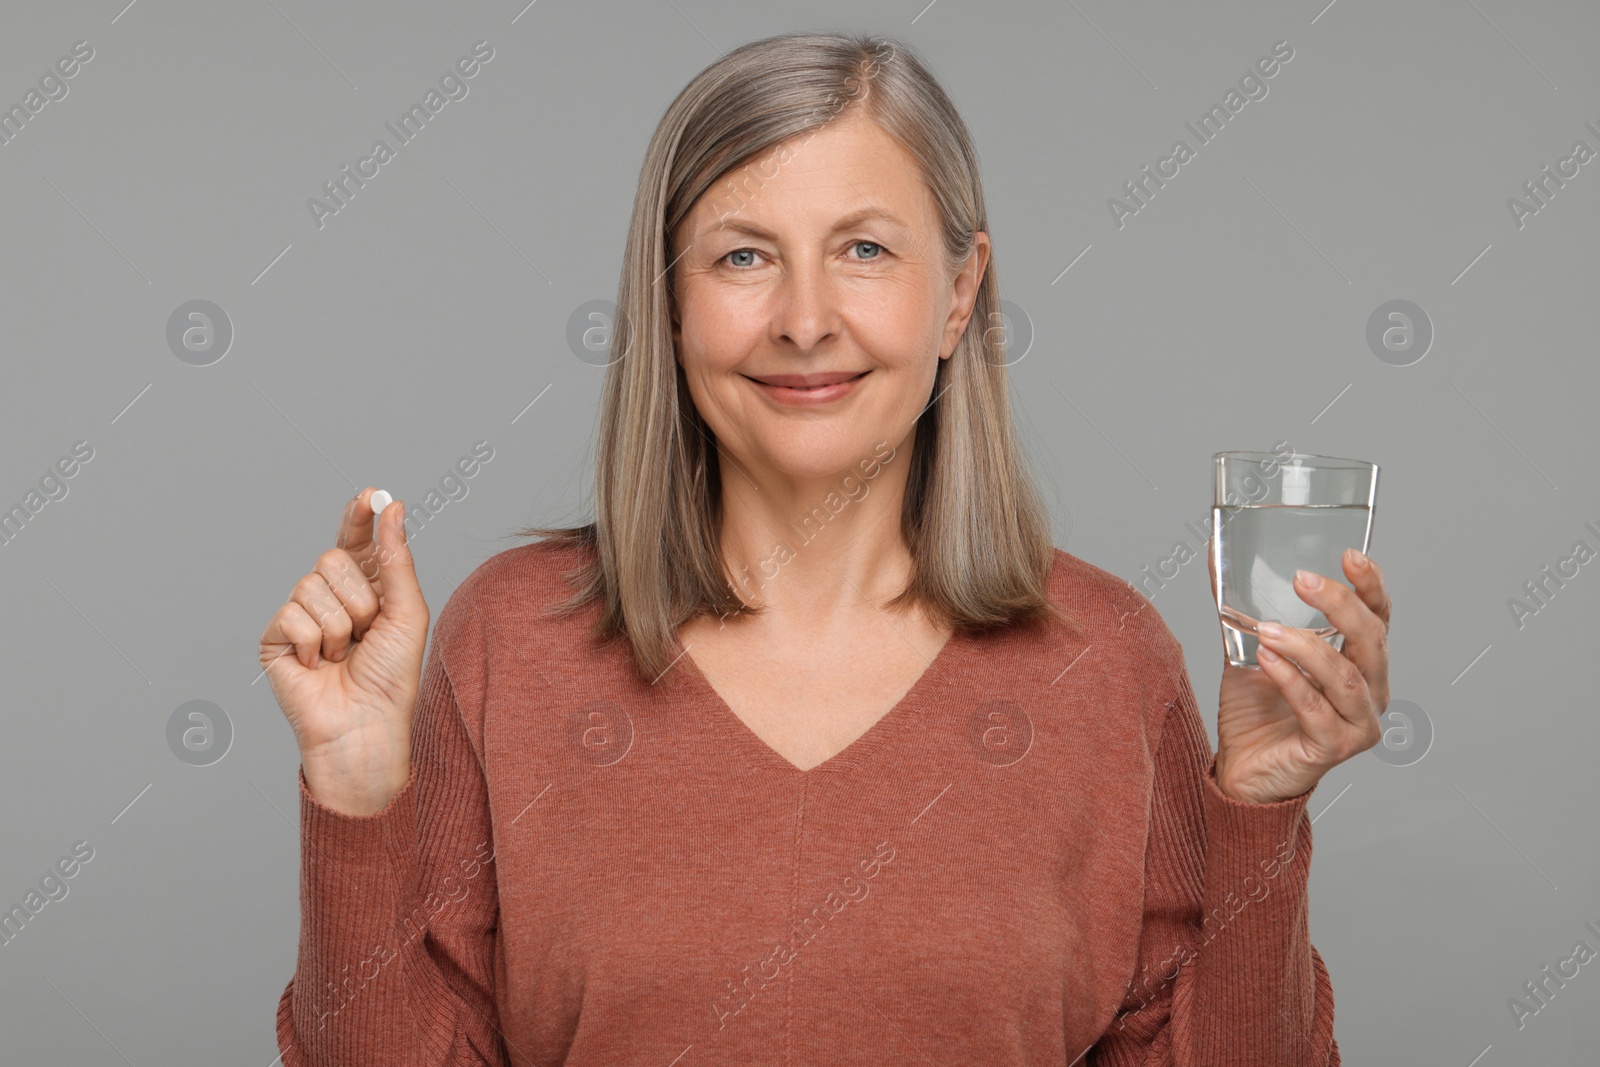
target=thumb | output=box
[374,499,426,625]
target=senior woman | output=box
[265,31,1389,1066]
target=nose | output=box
[770,254,842,352]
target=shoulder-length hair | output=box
[522,30,1073,685]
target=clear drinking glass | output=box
[1212,450,1379,670]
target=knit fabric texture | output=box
[276,539,1339,1065]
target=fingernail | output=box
[1346,547,1369,569]
[1258,621,1285,638]
[1295,569,1323,590]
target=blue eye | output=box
[720,241,887,269]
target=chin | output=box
[754,435,876,479]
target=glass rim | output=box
[1213,449,1378,472]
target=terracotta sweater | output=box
[275,540,1340,1065]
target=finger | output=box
[314,548,380,647]
[1257,620,1374,732]
[1343,548,1391,630]
[1253,643,1352,758]
[1293,564,1389,705]
[1206,536,1217,601]
[290,571,354,663]
[1341,550,1391,710]
[262,600,325,671]
[372,499,427,627]
[335,487,379,556]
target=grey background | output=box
[1,0,1596,1062]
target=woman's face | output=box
[670,111,989,485]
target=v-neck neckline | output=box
[672,624,972,777]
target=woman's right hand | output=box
[258,488,430,815]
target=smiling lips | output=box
[746,369,870,405]
[748,371,869,388]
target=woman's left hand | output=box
[1206,544,1392,805]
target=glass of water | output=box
[1212,450,1379,670]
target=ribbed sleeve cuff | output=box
[1189,754,1316,1040]
[296,762,419,871]
[1199,753,1312,892]
[1187,756,1325,1061]
[284,764,424,1060]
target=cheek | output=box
[679,287,760,363]
[851,286,942,365]
[675,309,749,418]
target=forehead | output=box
[683,114,931,238]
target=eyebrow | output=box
[703,207,909,242]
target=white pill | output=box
[369,489,393,518]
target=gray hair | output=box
[524,30,1070,684]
